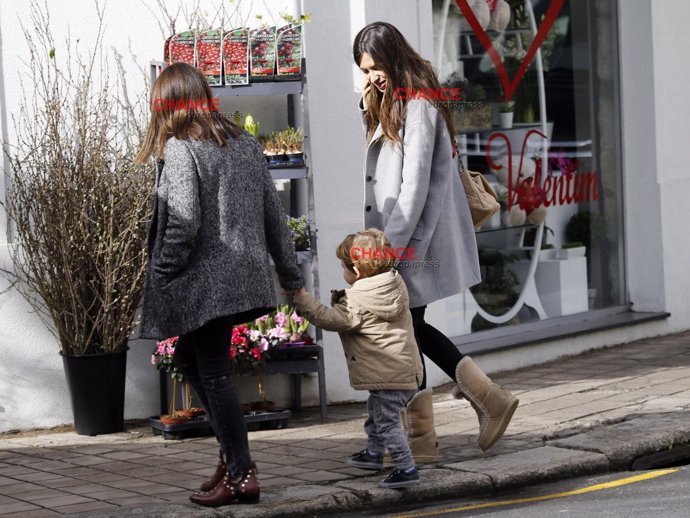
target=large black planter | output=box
[61,348,128,436]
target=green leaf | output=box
[49,48,55,59]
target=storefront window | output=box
[433,0,624,333]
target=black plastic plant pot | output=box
[61,347,128,436]
[287,152,304,164]
[295,242,310,252]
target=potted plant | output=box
[285,127,305,165]
[243,113,260,138]
[286,215,314,251]
[565,211,606,250]
[151,337,199,423]
[498,101,515,129]
[556,241,587,259]
[466,83,491,128]
[265,131,287,166]
[470,248,520,310]
[229,322,281,413]
[2,4,151,435]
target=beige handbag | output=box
[459,163,500,230]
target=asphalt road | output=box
[353,467,689,518]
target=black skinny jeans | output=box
[173,315,251,478]
[410,305,464,389]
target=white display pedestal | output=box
[535,257,588,317]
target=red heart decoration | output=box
[455,0,565,102]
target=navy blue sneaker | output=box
[347,449,384,470]
[379,467,420,489]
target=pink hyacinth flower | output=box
[275,312,288,327]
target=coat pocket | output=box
[411,222,424,241]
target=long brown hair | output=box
[353,22,455,147]
[135,62,242,162]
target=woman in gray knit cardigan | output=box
[136,63,303,507]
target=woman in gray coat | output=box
[353,22,518,453]
[136,63,303,507]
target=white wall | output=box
[620,0,690,327]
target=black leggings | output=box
[410,305,464,389]
[173,315,251,478]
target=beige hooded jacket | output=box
[293,270,423,391]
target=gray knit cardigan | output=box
[139,134,304,339]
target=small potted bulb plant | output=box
[498,101,515,129]
[285,127,305,165]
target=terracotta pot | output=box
[159,414,190,425]
[177,407,205,418]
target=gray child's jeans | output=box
[364,389,417,470]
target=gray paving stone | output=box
[50,500,118,515]
[551,411,690,469]
[0,501,43,515]
[2,509,60,518]
[27,493,94,508]
[446,446,609,489]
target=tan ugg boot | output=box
[454,356,518,451]
[403,388,438,463]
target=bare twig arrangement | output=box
[2,0,154,356]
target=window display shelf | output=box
[476,223,536,235]
[456,123,543,135]
[460,27,533,37]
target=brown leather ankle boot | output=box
[236,469,260,504]
[190,474,238,507]
[198,460,226,493]
[189,468,260,507]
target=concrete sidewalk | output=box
[1,331,690,517]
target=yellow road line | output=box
[391,468,680,518]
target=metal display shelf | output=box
[212,80,302,97]
[155,345,326,440]
[149,410,291,440]
[150,60,304,97]
[269,167,308,180]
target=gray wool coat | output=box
[139,134,303,340]
[361,98,481,308]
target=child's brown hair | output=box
[336,228,395,278]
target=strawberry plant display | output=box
[250,26,277,80]
[170,30,196,66]
[276,24,303,78]
[164,34,173,64]
[196,28,223,86]
[223,27,249,85]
